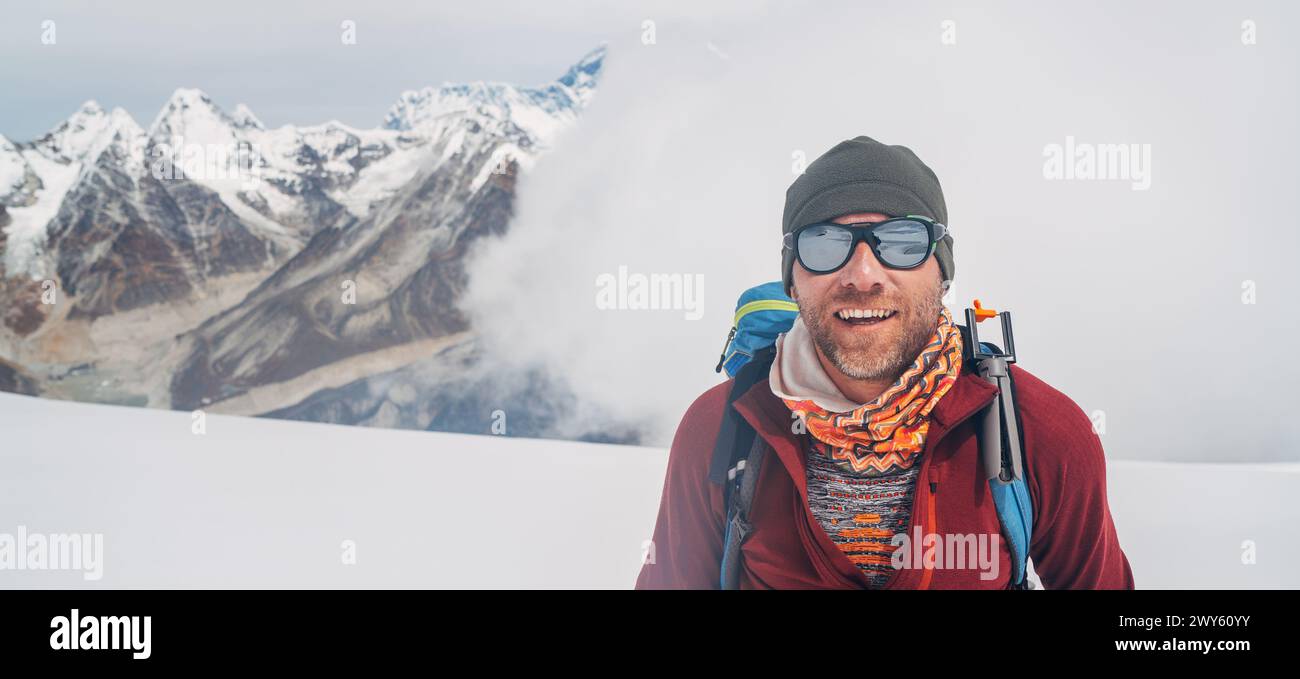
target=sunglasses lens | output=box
[796,224,854,272]
[872,219,933,268]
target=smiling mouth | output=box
[834,308,897,327]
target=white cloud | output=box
[462,1,1300,461]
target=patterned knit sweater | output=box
[803,437,919,588]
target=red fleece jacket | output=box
[636,363,1135,589]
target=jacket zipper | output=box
[878,461,941,590]
[917,475,939,590]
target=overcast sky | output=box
[0,0,764,139]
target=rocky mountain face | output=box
[0,46,629,443]
[167,117,520,410]
[48,113,277,319]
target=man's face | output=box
[790,212,946,382]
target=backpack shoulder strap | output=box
[958,320,1035,589]
[710,345,776,589]
[719,431,767,589]
[707,345,775,488]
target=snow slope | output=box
[0,135,29,201]
[0,391,1294,588]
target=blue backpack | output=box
[709,282,1034,590]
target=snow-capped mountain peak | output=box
[159,87,216,111]
[75,99,105,118]
[231,103,264,130]
[1,103,148,278]
[381,45,606,146]
[30,100,143,165]
[557,43,605,105]
[79,108,146,170]
[147,88,239,146]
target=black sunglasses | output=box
[783,216,948,274]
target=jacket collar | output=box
[731,366,1000,495]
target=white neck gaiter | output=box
[767,315,863,414]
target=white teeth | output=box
[837,309,894,320]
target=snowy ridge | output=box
[1,45,607,280]
[383,44,606,145]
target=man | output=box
[636,136,1134,589]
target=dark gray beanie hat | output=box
[781,136,952,295]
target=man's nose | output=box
[834,241,890,290]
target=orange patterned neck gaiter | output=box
[782,307,964,476]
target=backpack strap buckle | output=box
[964,305,1016,364]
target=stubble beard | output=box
[802,279,947,383]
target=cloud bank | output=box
[462,1,1300,461]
